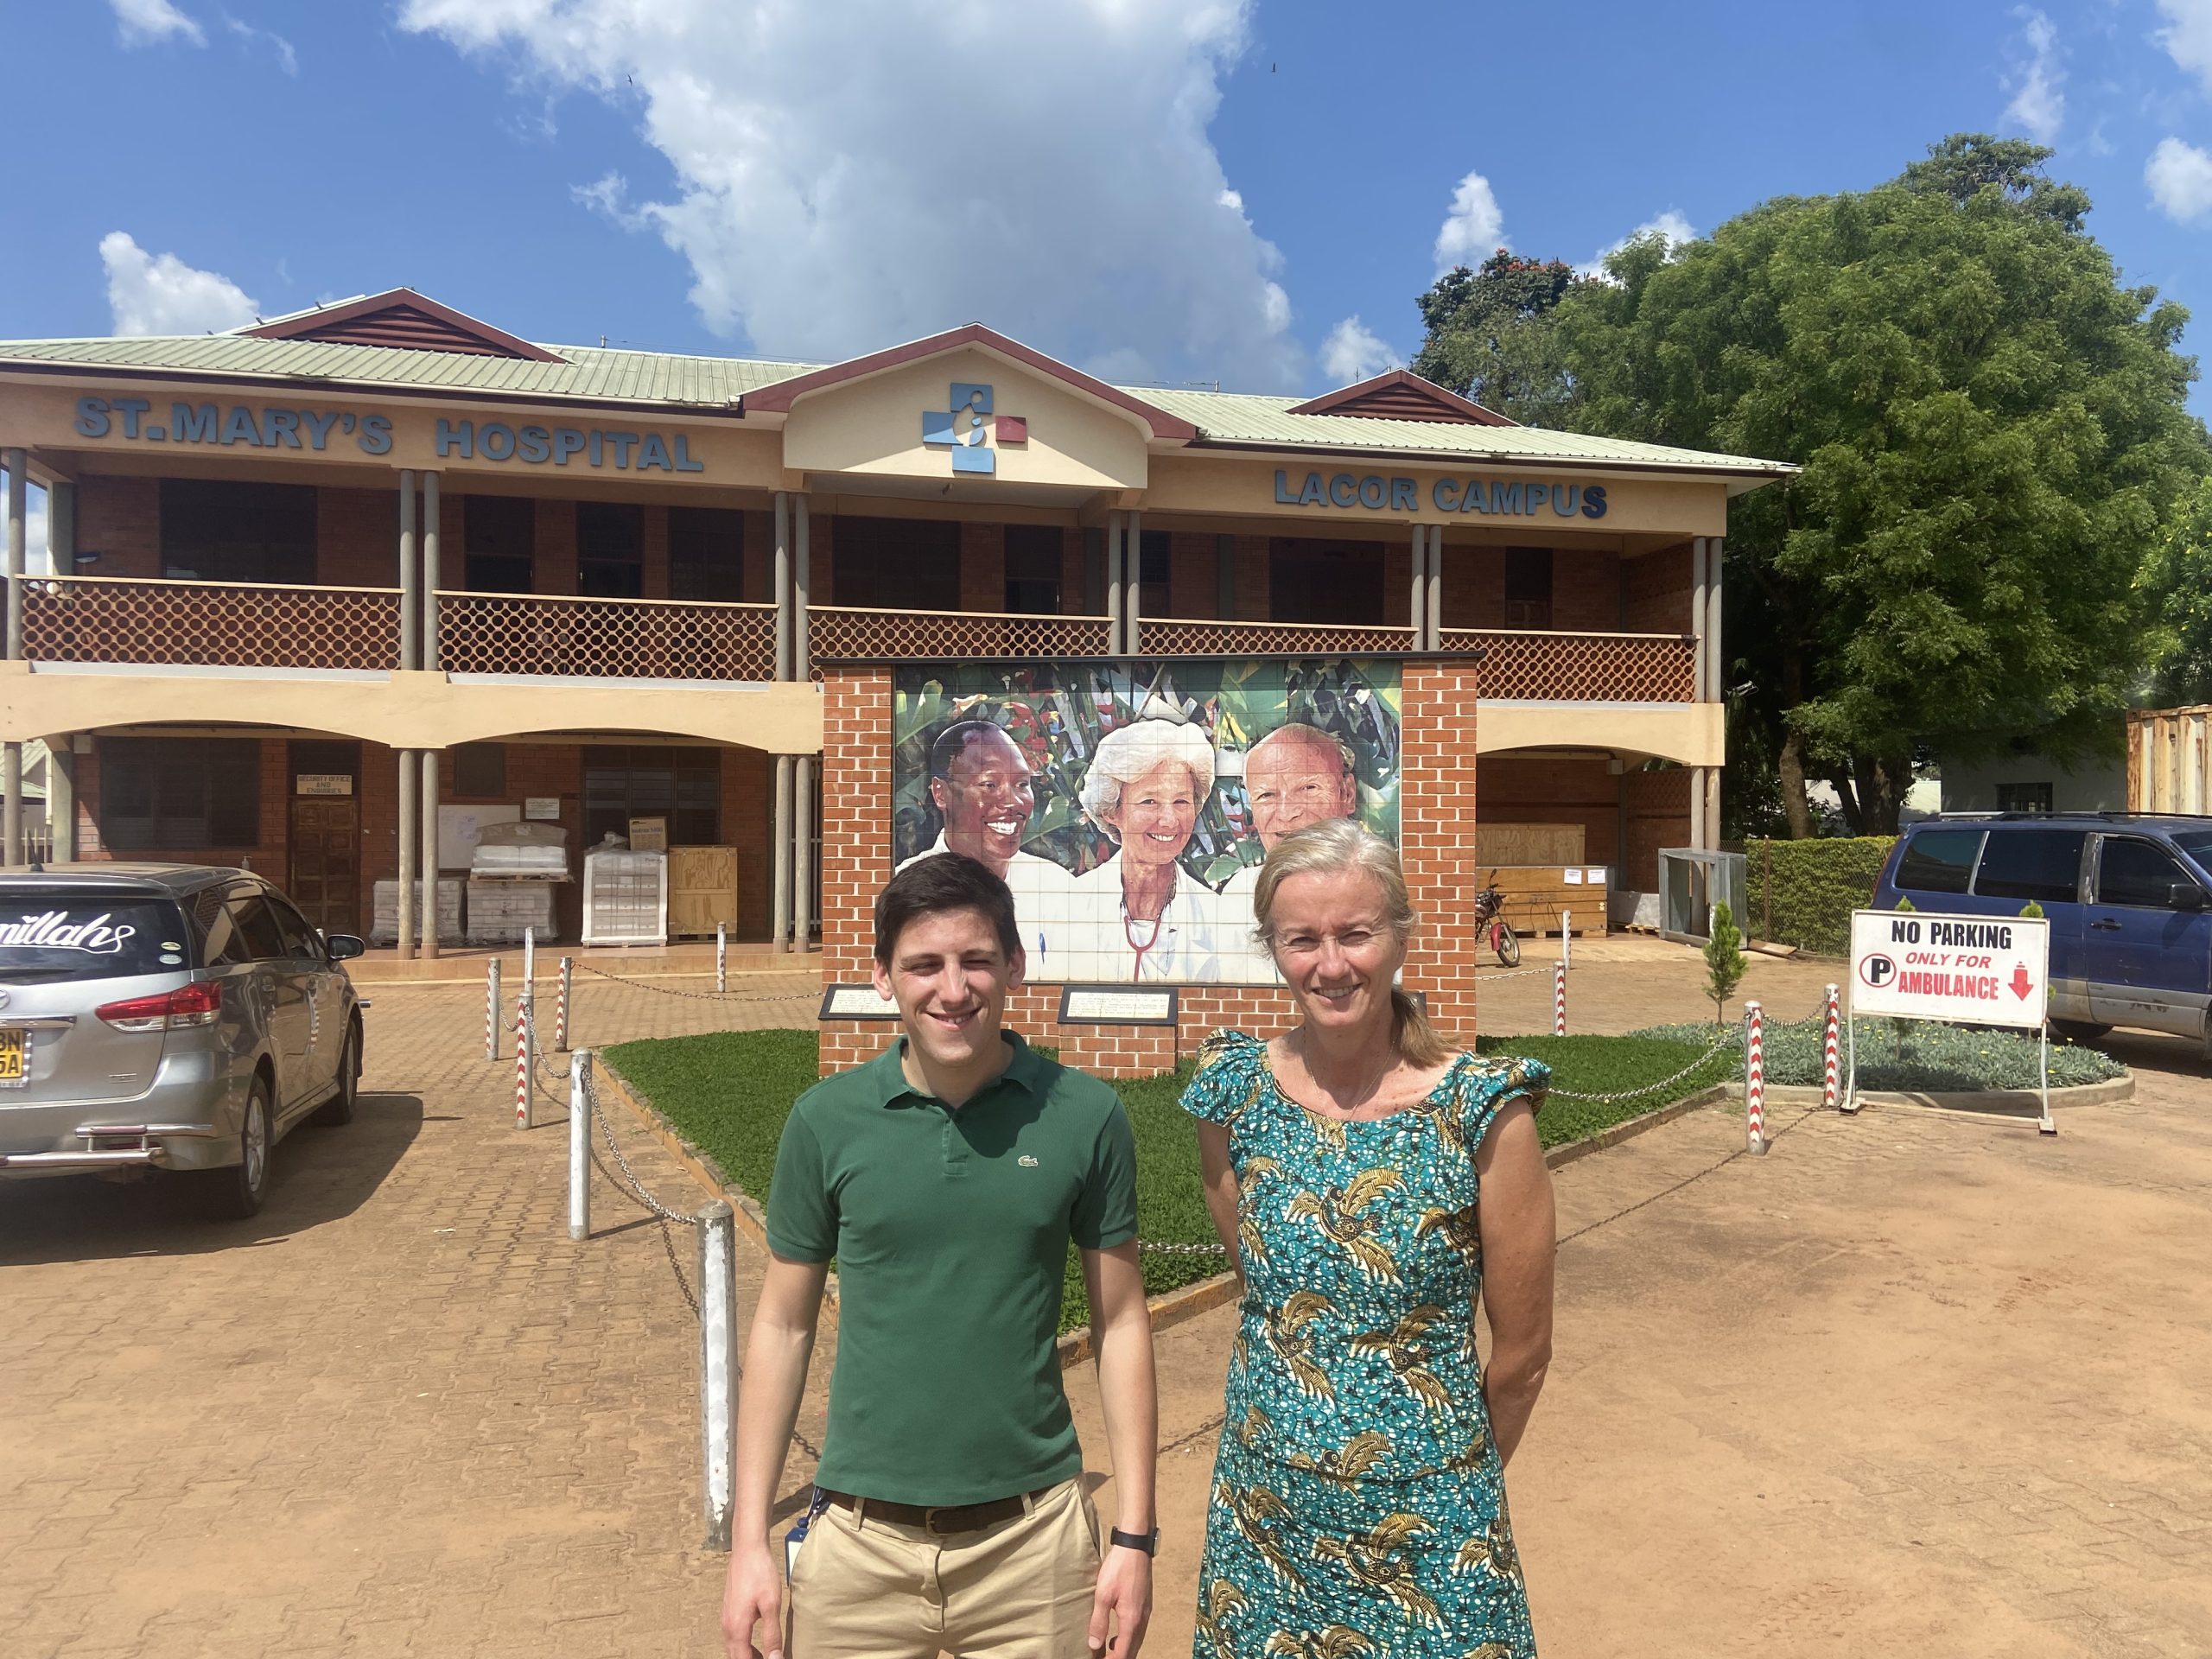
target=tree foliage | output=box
[1702,901,1747,1024]
[1412,135,2212,835]
[1409,250,1586,424]
[2138,475,2212,708]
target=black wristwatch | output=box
[1109,1526,1160,1557]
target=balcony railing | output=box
[437,591,778,682]
[1436,627,1698,702]
[808,606,1116,676]
[22,575,402,671]
[15,577,1700,704]
[1136,616,1421,656]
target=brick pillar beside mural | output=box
[815,657,1480,1078]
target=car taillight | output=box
[95,981,223,1032]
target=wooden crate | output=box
[1489,865,1609,937]
[668,844,739,938]
[1477,823,1586,868]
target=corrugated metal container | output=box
[2127,705,2212,814]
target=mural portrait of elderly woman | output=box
[1066,715,1227,982]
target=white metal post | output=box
[1560,909,1572,970]
[1553,961,1567,1036]
[2037,1022,2056,1136]
[699,1201,738,1551]
[568,1051,592,1241]
[715,921,727,994]
[1843,995,1860,1114]
[556,956,573,1051]
[1744,1000,1767,1154]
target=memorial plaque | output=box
[818,984,902,1020]
[1058,986,1180,1026]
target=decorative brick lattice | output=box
[22,576,402,671]
[439,593,778,682]
[1135,618,1419,656]
[1438,629,1697,702]
[809,607,1114,675]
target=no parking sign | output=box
[1848,911,2050,1030]
[1845,909,2056,1131]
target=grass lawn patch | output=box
[1630,1016,2126,1091]
[601,1027,1738,1336]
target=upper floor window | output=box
[465,495,536,594]
[670,506,747,602]
[1139,529,1173,620]
[161,480,315,585]
[1268,537,1384,625]
[1504,546,1554,629]
[1004,524,1063,615]
[833,517,958,611]
[576,502,644,599]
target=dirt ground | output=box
[3,945,2208,1656]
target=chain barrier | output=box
[1470,965,1552,984]
[1139,1239,1228,1256]
[1547,1027,1738,1104]
[575,1065,827,1465]
[571,961,816,1005]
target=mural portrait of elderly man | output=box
[895,718,1078,964]
[1223,722,1362,981]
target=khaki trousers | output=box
[787,1477,1102,1659]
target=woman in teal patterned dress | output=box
[1185,819,1556,1658]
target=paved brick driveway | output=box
[6,950,2209,1657]
[0,967,821,1659]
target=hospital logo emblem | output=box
[923,383,1027,475]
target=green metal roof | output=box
[0,332,1789,475]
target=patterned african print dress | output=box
[1181,1031,1549,1659]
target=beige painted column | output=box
[772,754,793,950]
[773,492,791,681]
[419,749,441,958]
[792,494,811,682]
[1408,522,1427,645]
[45,736,74,861]
[1125,510,1144,653]
[397,749,417,960]
[422,472,442,671]
[1689,537,1707,707]
[1706,538,1726,702]
[1105,512,1125,652]
[398,471,418,673]
[794,754,814,952]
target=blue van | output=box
[1872,815,2212,1050]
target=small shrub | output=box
[1703,900,1747,1025]
[2019,899,2045,918]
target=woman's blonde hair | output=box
[1252,816,1453,1068]
[1077,717,1217,840]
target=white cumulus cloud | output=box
[110,0,203,46]
[1577,209,1698,280]
[2156,0,2212,96]
[2147,136,2212,223]
[223,14,297,75]
[2003,10,2064,145]
[400,0,1305,391]
[1433,169,1507,275]
[1318,316,1397,386]
[100,232,260,335]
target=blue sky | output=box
[3,0,2212,414]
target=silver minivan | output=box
[0,865,366,1218]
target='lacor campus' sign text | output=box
[1274,468,1608,518]
[1848,910,2050,1030]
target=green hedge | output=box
[1742,836,1897,956]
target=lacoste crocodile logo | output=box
[1019,1154,1039,1167]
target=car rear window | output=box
[1896,829,1985,895]
[1972,829,2087,904]
[0,889,192,982]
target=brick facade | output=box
[815,658,1480,1078]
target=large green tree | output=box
[1409,250,1586,423]
[1416,136,2208,834]
[2138,475,2212,708]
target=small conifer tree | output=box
[1703,900,1747,1026]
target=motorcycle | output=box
[1474,869,1522,968]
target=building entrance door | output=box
[289,798,360,936]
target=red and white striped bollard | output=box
[556,957,573,1052]
[1553,960,1567,1036]
[1744,999,1767,1154]
[1821,983,1841,1109]
[513,1001,531,1130]
[485,958,500,1062]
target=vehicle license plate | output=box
[0,1030,25,1086]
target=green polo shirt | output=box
[766,1031,1138,1506]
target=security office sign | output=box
[1848,910,2050,1031]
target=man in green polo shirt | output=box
[721,853,1158,1659]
